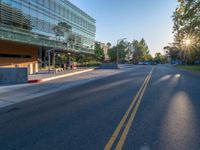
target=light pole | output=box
[117,38,126,65]
[48,49,56,73]
[67,52,71,70]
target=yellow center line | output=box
[115,69,153,150]
[104,67,154,150]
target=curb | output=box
[28,79,42,83]
[174,66,200,75]
[28,68,95,84]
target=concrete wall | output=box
[0,68,28,84]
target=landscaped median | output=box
[176,65,200,72]
[28,68,95,84]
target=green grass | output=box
[176,65,200,72]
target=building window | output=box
[44,0,50,9]
[37,0,43,5]
[55,3,59,14]
[2,0,12,6]
[50,0,55,11]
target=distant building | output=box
[96,42,111,61]
[0,0,96,74]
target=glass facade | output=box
[0,0,96,54]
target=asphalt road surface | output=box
[0,65,200,150]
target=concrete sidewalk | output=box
[0,67,96,95]
[28,68,95,83]
[0,69,126,109]
[0,65,139,109]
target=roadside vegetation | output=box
[54,42,104,68]
[176,65,200,72]
[50,37,169,69]
[108,38,153,64]
[164,0,200,66]
[107,40,128,63]
[108,38,167,64]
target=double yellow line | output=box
[104,68,154,150]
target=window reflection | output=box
[0,0,95,51]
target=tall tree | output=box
[132,38,149,64]
[154,53,166,64]
[94,42,105,62]
[108,40,128,63]
[168,0,200,64]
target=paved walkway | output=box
[0,67,96,94]
[0,68,128,108]
[29,67,95,81]
[0,65,138,109]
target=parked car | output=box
[143,61,157,65]
[143,61,152,65]
[138,62,144,65]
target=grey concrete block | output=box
[99,64,119,69]
[0,68,28,84]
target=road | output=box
[0,65,200,150]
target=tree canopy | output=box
[132,38,149,64]
[154,53,166,64]
[107,38,152,63]
[165,0,200,64]
[108,40,128,63]
[94,42,105,62]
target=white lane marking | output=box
[140,145,150,150]
[175,74,181,78]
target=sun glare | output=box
[185,39,191,46]
[181,34,196,51]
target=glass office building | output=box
[0,0,96,73]
[0,0,96,52]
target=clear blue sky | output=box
[70,0,177,56]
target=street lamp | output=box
[117,38,127,65]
